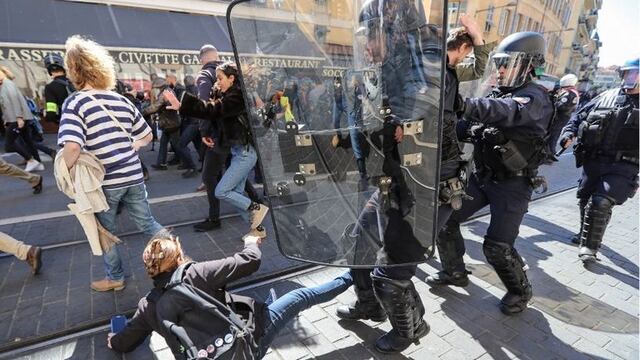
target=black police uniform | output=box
[337,0,435,353]
[440,80,554,314]
[44,75,74,124]
[547,86,579,156]
[561,88,639,257]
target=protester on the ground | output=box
[0,68,45,172]
[164,61,269,239]
[107,233,352,359]
[0,232,42,274]
[0,157,43,194]
[57,35,168,292]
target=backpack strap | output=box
[163,261,248,332]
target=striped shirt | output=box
[57,90,151,190]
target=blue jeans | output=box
[332,101,346,129]
[215,144,257,221]
[96,183,164,281]
[258,272,353,357]
[347,112,364,160]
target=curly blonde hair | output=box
[64,35,116,90]
[142,234,190,278]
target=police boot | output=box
[427,221,469,287]
[571,198,589,245]
[356,158,368,180]
[579,195,613,263]
[372,275,429,353]
[483,241,532,315]
[336,270,387,322]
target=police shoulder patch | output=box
[512,96,531,105]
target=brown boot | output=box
[25,246,42,275]
[91,278,125,292]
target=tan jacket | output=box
[54,151,120,256]
[456,41,497,82]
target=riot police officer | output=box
[335,0,434,353]
[426,32,554,316]
[546,73,580,160]
[43,53,75,124]
[560,58,639,263]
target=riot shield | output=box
[226,0,446,267]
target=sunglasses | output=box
[493,56,511,69]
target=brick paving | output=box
[5,189,637,359]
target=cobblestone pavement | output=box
[6,189,637,360]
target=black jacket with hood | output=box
[180,83,252,148]
[110,244,265,357]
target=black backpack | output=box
[153,262,258,360]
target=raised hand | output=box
[162,90,180,110]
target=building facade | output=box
[448,0,601,83]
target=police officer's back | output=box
[559,58,639,262]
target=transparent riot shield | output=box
[226,0,446,267]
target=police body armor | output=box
[472,92,547,181]
[575,89,639,167]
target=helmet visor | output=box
[621,68,639,90]
[488,51,533,89]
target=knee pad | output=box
[483,241,510,265]
[482,241,523,269]
[590,194,615,211]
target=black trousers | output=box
[442,173,533,269]
[577,160,638,204]
[4,123,40,162]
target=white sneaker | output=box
[578,246,597,263]
[25,160,41,172]
[35,162,45,171]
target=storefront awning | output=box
[0,0,322,57]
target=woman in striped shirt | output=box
[58,35,167,292]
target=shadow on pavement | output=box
[454,218,638,334]
[425,280,609,360]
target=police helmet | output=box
[489,32,546,89]
[495,32,546,67]
[619,57,639,90]
[44,53,65,75]
[559,74,578,87]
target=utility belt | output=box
[480,167,548,194]
[438,164,471,210]
[589,152,640,166]
[486,167,538,181]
